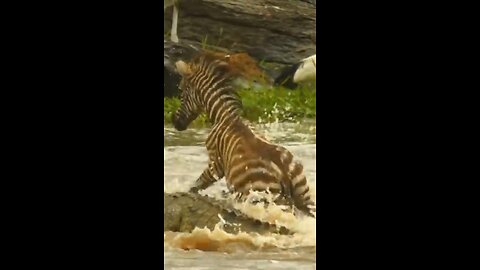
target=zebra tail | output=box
[285,160,316,216]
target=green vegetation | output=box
[164,85,316,127]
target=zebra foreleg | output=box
[189,163,219,193]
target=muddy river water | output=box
[164,121,317,269]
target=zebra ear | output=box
[215,60,229,67]
[175,60,192,76]
[214,60,231,73]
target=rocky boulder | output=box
[164,0,316,97]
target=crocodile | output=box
[164,192,291,235]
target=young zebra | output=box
[172,53,316,217]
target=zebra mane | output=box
[188,51,243,108]
[189,52,236,80]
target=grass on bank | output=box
[164,85,316,128]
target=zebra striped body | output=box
[172,53,315,216]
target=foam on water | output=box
[164,142,316,252]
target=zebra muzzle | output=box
[172,113,188,131]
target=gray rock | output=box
[164,0,316,65]
[163,0,316,96]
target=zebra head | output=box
[172,60,201,131]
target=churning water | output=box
[164,121,317,269]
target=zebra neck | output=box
[203,93,242,125]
